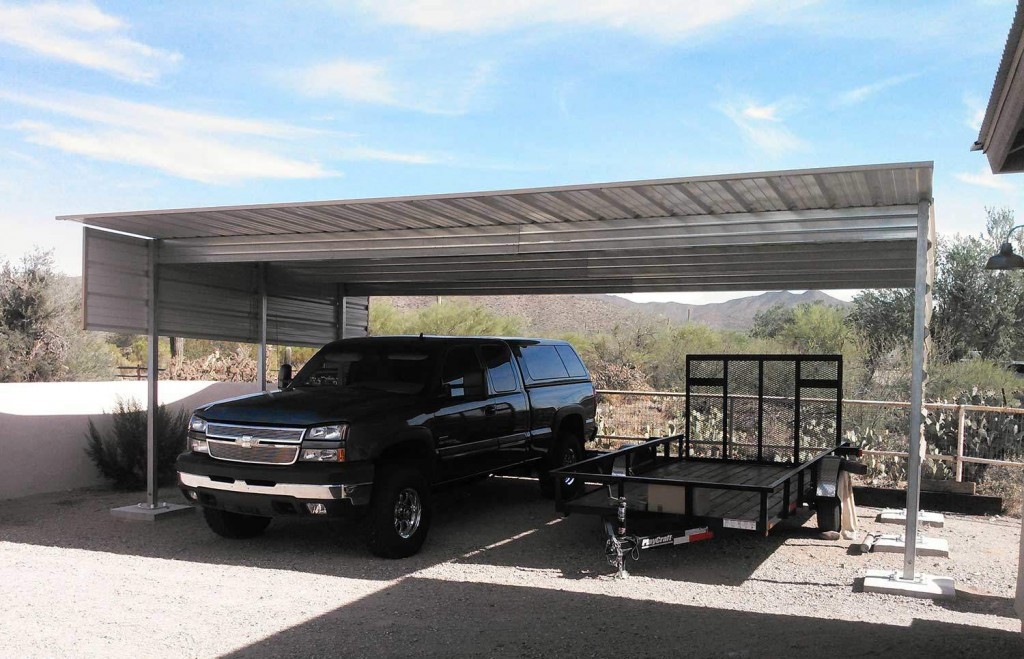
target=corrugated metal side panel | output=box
[266,292,337,347]
[83,227,149,332]
[156,263,257,342]
[345,296,369,338]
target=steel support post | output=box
[146,239,159,508]
[257,263,267,392]
[336,285,348,340]
[902,199,934,581]
[110,239,191,521]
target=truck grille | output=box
[207,439,300,465]
[206,423,304,444]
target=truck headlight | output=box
[189,415,208,433]
[191,438,209,453]
[304,424,346,441]
[301,448,345,462]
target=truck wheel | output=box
[202,507,272,539]
[539,432,584,500]
[816,498,841,533]
[366,465,432,559]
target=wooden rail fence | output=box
[595,389,1024,481]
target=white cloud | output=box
[290,56,493,115]
[0,1,180,83]
[334,146,440,164]
[837,73,918,106]
[965,95,986,133]
[720,100,807,156]
[3,90,449,183]
[10,120,332,183]
[296,59,398,105]
[0,90,314,138]
[741,104,781,122]
[356,0,807,40]
[954,167,1017,192]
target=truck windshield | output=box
[291,347,432,394]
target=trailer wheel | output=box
[539,432,584,500]
[366,465,432,559]
[816,497,841,533]
[202,507,272,539]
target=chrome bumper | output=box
[179,472,366,501]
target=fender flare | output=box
[551,404,586,439]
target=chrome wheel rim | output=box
[561,446,578,487]
[393,487,422,539]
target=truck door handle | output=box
[484,404,498,416]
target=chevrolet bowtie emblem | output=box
[238,436,258,448]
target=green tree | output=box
[0,249,117,381]
[850,207,1024,364]
[778,303,850,354]
[848,288,914,365]
[369,299,525,336]
[750,303,795,339]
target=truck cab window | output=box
[520,344,569,381]
[441,346,485,398]
[481,344,518,393]
[556,345,589,378]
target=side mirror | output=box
[278,363,293,390]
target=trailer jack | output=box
[604,497,639,578]
[602,497,715,578]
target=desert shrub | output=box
[85,396,188,490]
[164,348,259,382]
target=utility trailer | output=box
[553,355,865,577]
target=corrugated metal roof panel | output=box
[60,162,932,240]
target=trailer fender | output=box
[815,455,843,499]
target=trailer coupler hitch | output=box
[604,497,639,579]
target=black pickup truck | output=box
[177,336,596,558]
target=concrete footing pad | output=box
[862,569,956,599]
[111,502,193,521]
[870,534,950,557]
[876,508,945,528]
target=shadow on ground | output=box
[221,577,1024,658]
[2,476,815,585]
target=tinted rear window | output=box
[520,345,569,381]
[556,345,588,378]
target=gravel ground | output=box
[1,477,1022,658]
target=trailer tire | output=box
[366,465,432,559]
[816,497,841,533]
[539,432,584,500]
[202,507,272,539]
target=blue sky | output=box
[0,0,1019,304]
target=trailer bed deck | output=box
[569,460,793,523]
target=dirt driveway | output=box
[1,477,1021,658]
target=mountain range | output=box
[378,290,851,336]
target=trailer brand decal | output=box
[723,519,757,531]
[640,534,673,549]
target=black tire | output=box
[366,465,432,559]
[539,432,585,500]
[202,507,272,539]
[816,497,841,533]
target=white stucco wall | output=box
[0,381,259,500]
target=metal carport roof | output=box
[62,161,933,299]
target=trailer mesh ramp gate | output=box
[553,355,849,577]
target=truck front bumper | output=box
[176,452,373,518]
